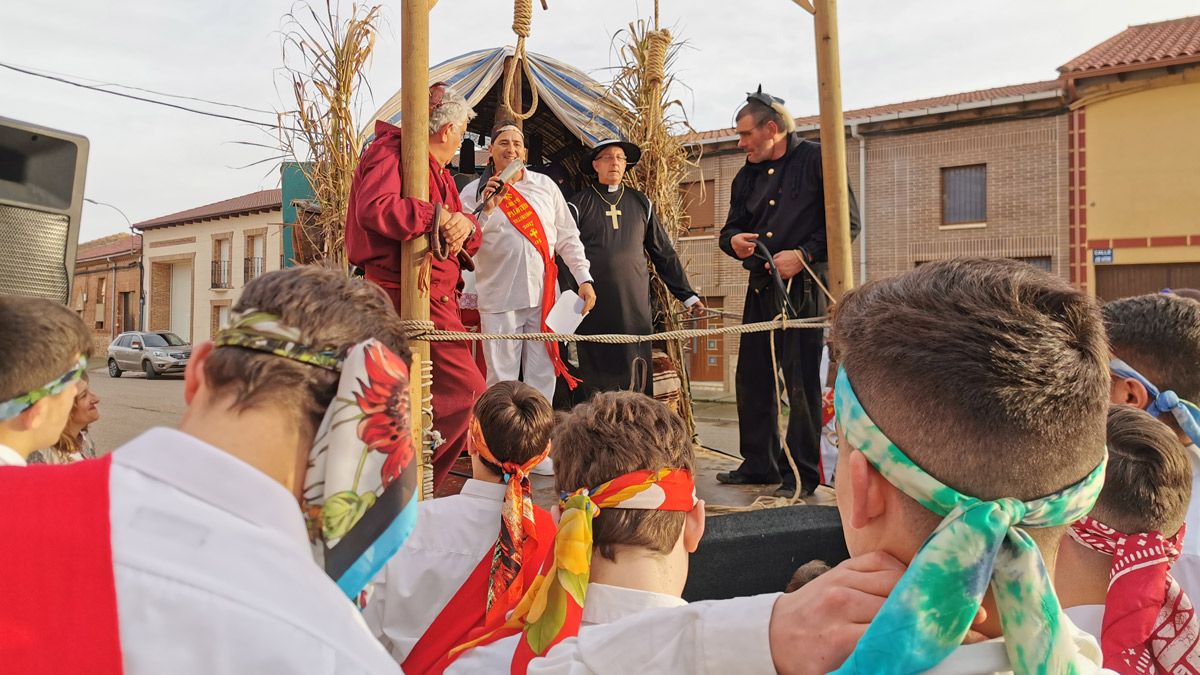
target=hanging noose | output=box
[501,0,540,121]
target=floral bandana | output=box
[471,420,552,627]
[0,355,87,421]
[213,311,418,605]
[1068,516,1200,674]
[450,468,697,673]
[832,366,1106,675]
[1110,358,1200,447]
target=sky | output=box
[3,0,1196,241]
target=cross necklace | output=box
[592,184,624,229]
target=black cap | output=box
[587,139,642,167]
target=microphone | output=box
[472,158,526,216]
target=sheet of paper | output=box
[546,290,586,335]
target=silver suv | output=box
[107,331,191,379]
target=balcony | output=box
[244,256,265,284]
[211,260,231,289]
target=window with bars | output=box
[941,164,987,225]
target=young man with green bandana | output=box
[0,294,91,466]
[829,257,1113,674]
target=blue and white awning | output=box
[365,46,627,146]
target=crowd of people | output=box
[2,81,1200,675]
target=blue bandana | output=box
[1110,358,1200,447]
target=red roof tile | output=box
[77,233,141,261]
[135,188,281,230]
[684,80,1062,143]
[1060,15,1200,75]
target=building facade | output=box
[70,233,143,355]
[135,189,284,345]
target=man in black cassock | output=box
[716,88,860,498]
[563,139,705,402]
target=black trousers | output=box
[734,271,826,492]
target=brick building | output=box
[70,233,143,355]
[677,81,1069,393]
[135,189,284,344]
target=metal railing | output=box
[211,260,231,289]
[244,256,265,283]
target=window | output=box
[212,237,232,288]
[96,276,107,303]
[941,164,986,225]
[144,332,187,347]
[680,180,715,236]
[1015,256,1052,273]
[244,234,265,283]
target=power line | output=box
[3,61,278,116]
[0,61,304,133]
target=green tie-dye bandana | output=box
[831,366,1105,675]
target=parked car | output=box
[107,331,191,379]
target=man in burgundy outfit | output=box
[346,83,483,488]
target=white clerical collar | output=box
[459,478,507,502]
[580,582,687,626]
[606,183,619,192]
[112,427,310,552]
[0,442,26,466]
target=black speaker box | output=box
[683,505,850,602]
[0,117,89,304]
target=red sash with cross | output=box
[497,185,580,389]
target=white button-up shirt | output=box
[109,428,399,674]
[0,442,26,466]
[448,582,691,673]
[923,617,1107,674]
[363,478,507,662]
[461,170,592,314]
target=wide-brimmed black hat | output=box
[587,139,641,167]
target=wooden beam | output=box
[399,0,432,496]
[792,0,816,14]
[812,0,853,299]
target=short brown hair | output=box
[553,392,695,561]
[0,295,91,402]
[831,258,1109,543]
[1103,293,1200,403]
[474,381,553,468]
[204,266,411,439]
[1091,405,1191,536]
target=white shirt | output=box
[461,170,592,313]
[364,478,507,662]
[448,583,690,673]
[1064,604,1104,641]
[923,616,1109,674]
[109,428,399,674]
[0,442,26,466]
[1174,444,1200,602]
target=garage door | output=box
[1094,263,1200,301]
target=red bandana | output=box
[450,468,697,674]
[1069,516,1200,674]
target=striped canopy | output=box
[365,46,627,149]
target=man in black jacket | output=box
[716,88,860,497]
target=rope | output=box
[645,29,671,88]
[405,316,827,343]
[501,0,539,121]
[419,356,436,499]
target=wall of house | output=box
[141,210,284,344]
[70,252,142,355]
[1078,77,1200,294]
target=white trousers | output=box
[480,306,556,401]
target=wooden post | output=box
[400,0,432,496]
[812,0,854,298]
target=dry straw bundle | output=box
[280,1,381,271]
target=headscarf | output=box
[213,310,418,606]
[832,366,1106,675]
[0,354,87,421]
[471,419,552,626]
[1110,358,1200,446]
[451,468,697,673]
[1068,516,1200,674]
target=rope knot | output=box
[1155,389,1181,413]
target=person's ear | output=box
[1127,379,1152,410]
[683,499,706,553]
[183,342,214,406]
[14,397,48,432]
[846,450,888,531]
